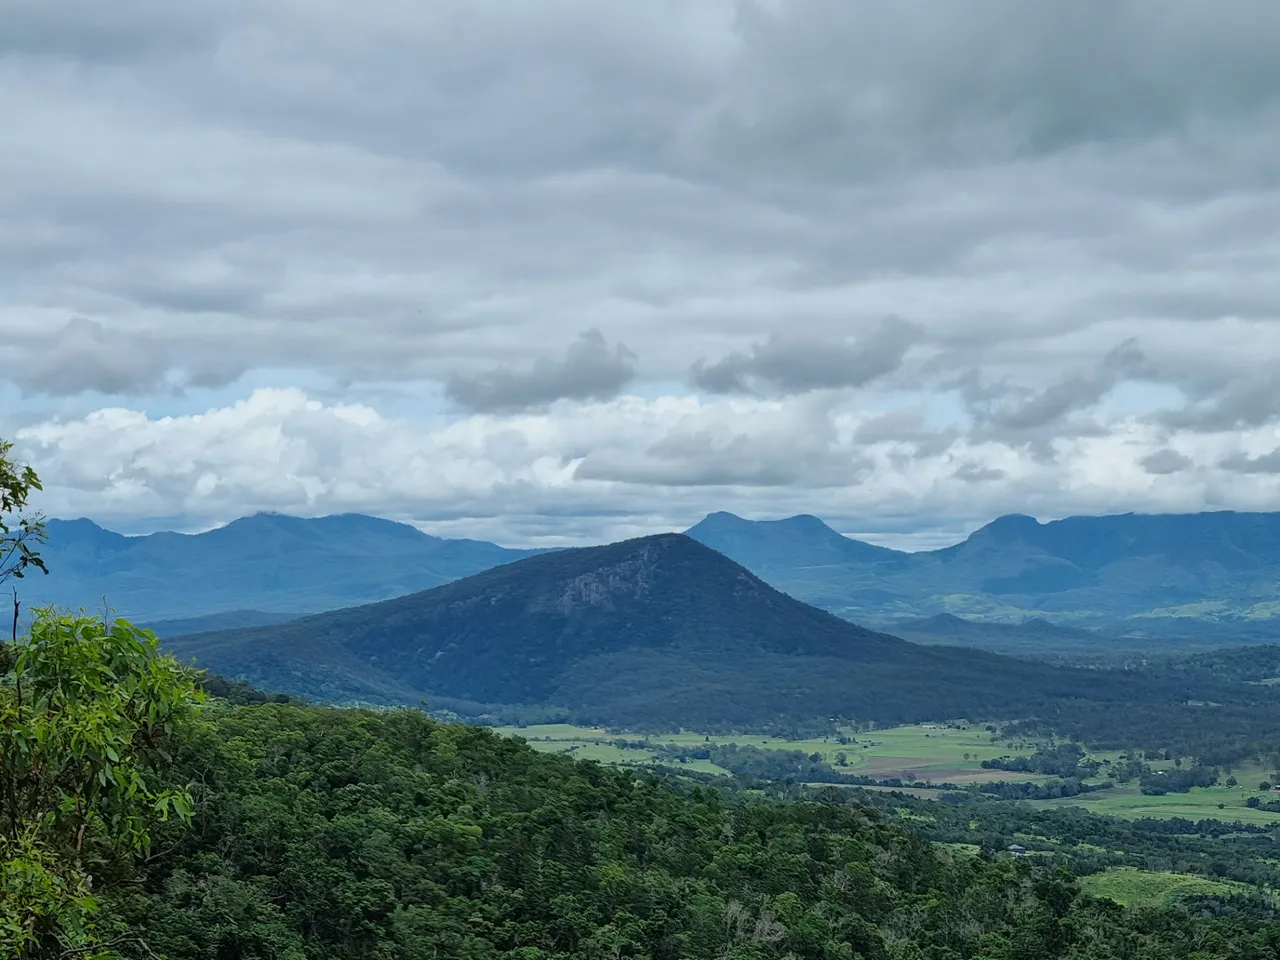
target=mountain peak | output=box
[170,530,910,718]
[968,513,1042,541]
[44,517,130,550]
[686,511,901,567]
[775,513,840,532]
[47,517,113,535]
[686,511,750,531]
[688,511,839,533]
[29,512,535,621]
[208,512,438,545]
[168,531,1156,729]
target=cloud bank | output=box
[3,0,1279,545]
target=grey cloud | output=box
[1141,449,1193,475]
[445,330,637,413]
[1219,449,1280,474]
[1157,377,1280,433]
[853,408,958,457]
[576,430,868,489]
[962,339,1149,437]
[575,394,863,488]
[10,318,175,396]
[5,317,247,397]
[0,1,222,62]
[579,439,814,488]
[7,0,1280,539]
[118,278,267,316]
[708,1,1280,179]
[690,317,921,396]
[953,463,1005,483]
[853,409,926,445]
[3,0,1279,404]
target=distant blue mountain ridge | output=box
[28,512,541,623]
[685,509,1280,632]
[22,508,1280,634]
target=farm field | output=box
[498,731,732,775]
[493,722,1280,828]
[1034,767,1280,826]
[1081,867,1269,908]
[821,784,947,800]
[493,721,1050,784]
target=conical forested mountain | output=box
[166,533,1206,729]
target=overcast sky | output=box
[4,0,1280,548]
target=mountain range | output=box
[27,507,1280,638]
[164,532,1208,729]
[29,512,538,621]
[686,509,1280,632]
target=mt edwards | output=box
[163,533,1202,729]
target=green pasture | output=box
[495,723,1280,827]
[1081,868,1266,908]
[1035,766,1280,826]
[507,735,731,775]
[494,721,1046,783]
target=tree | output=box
[0,449,205,957]
[0,439,47,593]
[1260,782,1272,792]
[1,611,204,958]
[1,441,48,660]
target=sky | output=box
[3,0,1280,549]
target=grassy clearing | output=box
[1035,761,1280,826]
[1081,868,1263,908]
[823,784,947,800]
[509,735,732,775]
[935,842,981,857]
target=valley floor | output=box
[496,721,1280,828]
[1033,769,1280,826]
[493,721,1038,783]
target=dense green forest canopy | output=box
[94,702,1280,959]
[7,661,1280,958]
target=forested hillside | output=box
[99,701,1280,959]
[162,533,1252,732]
